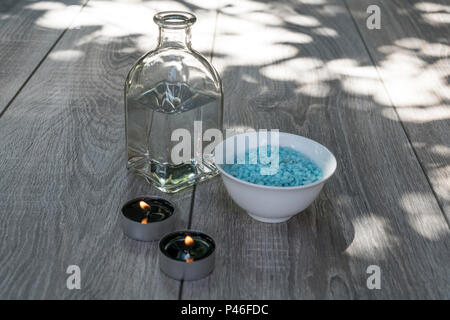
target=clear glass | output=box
[125,11,223,193]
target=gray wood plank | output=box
[345,0,450,222]
[0,0,87,115]
[0,0,23,13]
[182,0,450,299]
[0,0,218,299]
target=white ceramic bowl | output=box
[213,132,337,223]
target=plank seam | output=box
[187,185,197,231]
[0,0,90,119]
[178,280,184,300]
[209,7,220,62]
[179,2,222,300]
[341,0,450,228]
[178,184,197,300]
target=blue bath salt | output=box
[222,146,323,187]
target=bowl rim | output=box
[213,132,337,191]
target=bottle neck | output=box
[157,27,191,49]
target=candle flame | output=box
[185,257,194,263]
[184,235,194,246]
[141,217,148,224]
[139,201,150,210]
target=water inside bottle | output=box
[126,81,221,193]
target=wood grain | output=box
[345,0,450,222]
[182,0,450,299]
[0,0,87,115]
[0,0,448,300]
[0,0,217,299]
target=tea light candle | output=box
[159,230,215,281]
[120,196,176,241]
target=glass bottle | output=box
[125,11,223,193]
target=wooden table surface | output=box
[0,0,449,299]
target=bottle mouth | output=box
[154,11,196,29]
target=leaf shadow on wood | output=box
[0,0,448,299]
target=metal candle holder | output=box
[120,196,176,241]
[159,230,216,281]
